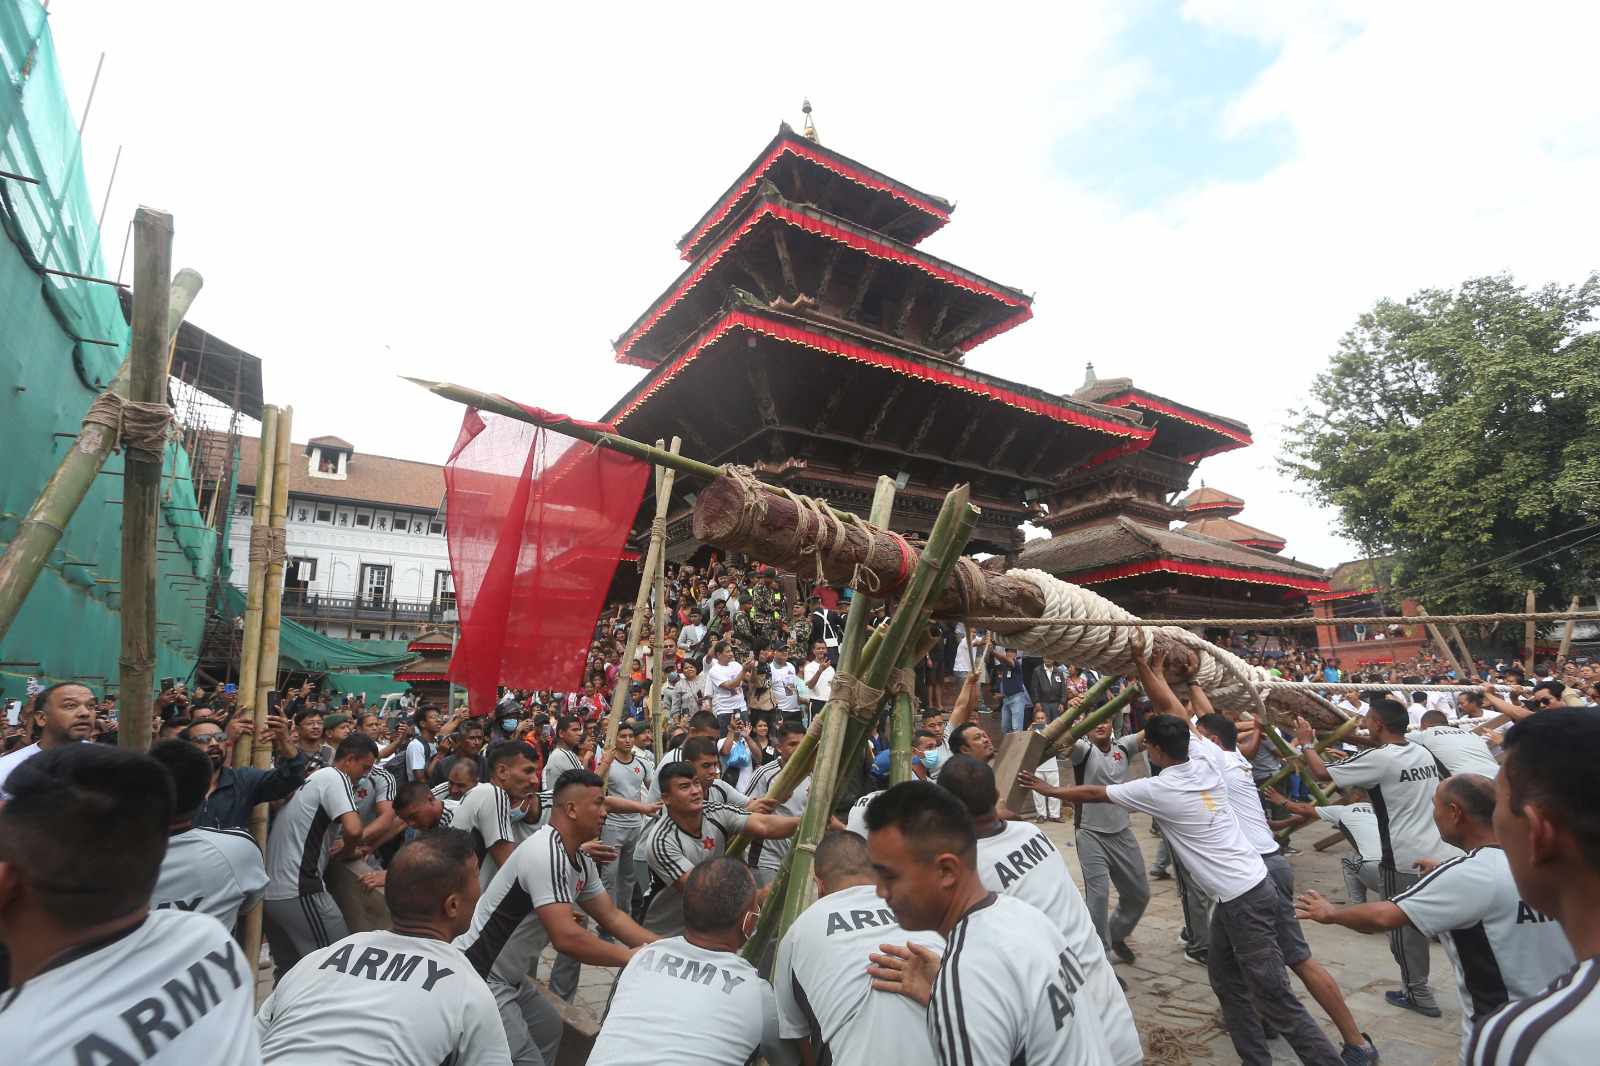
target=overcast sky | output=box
[45,0,1600,571]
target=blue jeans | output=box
[1001,690,1029,733]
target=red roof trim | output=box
[393,672,448,682]
[619,549,641,562]
[679,137,951,260]
[1096,392,1252,449]
[1308,586,1379,604]
[614,310,1155,441]
[1066,437,1151,476]
[406,640,453,651]
[1184,499,1243,514]
[1236,538,1286,550]
[1070,558,1329,593]
[616,201,1028,364]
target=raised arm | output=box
[1294,890,1409,934]
[1133,644,1185,718]
[1291,717,1335,782]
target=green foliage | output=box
[1282,274,1600,614]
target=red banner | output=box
[445,406,649,712]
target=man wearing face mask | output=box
[587,857,797,1066]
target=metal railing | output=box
[280,590,456,624]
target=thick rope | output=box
[247,525,288,566]
[966,610,1600,628]
[83,391,173,462]
[830,672,885,721]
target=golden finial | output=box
[801,99,820,144]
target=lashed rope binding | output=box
[83,391,173,462]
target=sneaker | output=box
[1111,940,1137,964]
[1183,945,1208,966]
[1340,1033,1380,1065]
[1384,990,1442,1018]
[1149,866,1172,880]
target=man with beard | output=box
[148,740,268,931]
[0,682,97,798]
[182,712,307,831]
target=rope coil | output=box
[830,672,885,720]
[83,392,173,462]
[247,525,288,565]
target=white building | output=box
[228,435,453,640]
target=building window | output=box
[429,518,445,535]
[358,629,381,640]
[354,510,373,528]
[318,450,339,474]
[315,507,334,524]
[236,497,252,516]
[359,563,391,607]
[433,570,455,609]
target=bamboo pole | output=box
[1417,606,1470,678]
[649,439,680,765]
[1260,716,1333,807]
[1048,683,1143,758]
[230,405,278,770]
[888,687,915,785]
[602,438,680,779]
[1524,590,1537,668]
[1448,624,1475,677]
[1258,714,1364,793]
[0,270,202,647]
[117,208,175,752]
[1036,673,1118,751]
[1557,595,1581,662]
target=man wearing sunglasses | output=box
[183,711,308,831]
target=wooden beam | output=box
[862,381,906,444]
[747,360,780,428]
[771,227,799,298]
[950,413,982,463]
[893,280,921,338]
[845,261,880,321]
[735,256,775,303]
[925,297,951,347]
[813,369,853,436]
[816,243,843,305]
[906,398,943,455]
[987,424,1020,468]
[773,420,1041,488]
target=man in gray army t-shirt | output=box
[1069,720,1151,961]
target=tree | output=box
[1281,273,1600,622]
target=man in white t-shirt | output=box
[770,654,801,719]
[1297,698,1462,1018]
[802,641,836,720]
[0,681,95,799]
[1410,709,1501,777]
[262,735,382,979]
[1050,712,1343,1066]
[1468,708,1600,1065]
[1298,774,1574,1056]
[706,642,750,728]
[942,756,1141,1065]
[148,740,267,932]
[258,832,512,1065]
[0,744,259,1065]
[1407,692,1430,731]
[1268,787,1385,902]
[862,781,1115,1066]
[591,858,795,1065]
[774,831,942,1066]
[454,741,541,888]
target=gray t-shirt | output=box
[603,754,652,833]
[1069,735,1141,834]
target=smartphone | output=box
[160,677,175,692]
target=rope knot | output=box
[84,392,174,462]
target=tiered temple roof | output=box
[1177,486,1287,553]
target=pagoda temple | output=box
[393,627,454,704]
[1014,368,1328,618]
[604,121,1154,557]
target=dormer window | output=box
[305,436,354,481]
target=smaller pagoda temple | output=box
[1015,367,1328,620]
[393,627,454,704]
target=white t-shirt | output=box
[153,826,269,930]
[771,661,800,714]
[1393,846,1575,1038]
[258,930,511,1065]
[405,736,433,777]
[928,893,1114,1066]
[1191,735,1279,856]
[1407,703,1429,730]
[845,789,881,839]
[1406,726,1501,778]
[454,782,538,888]
[1326,741,1460,870]
[264,766,357,900]
[706,660,747,716]
[805,661,835,703]
[0,910,259,1065]
[1106,756,1267,903]
[1314,803,1384,864]
[0,740,42,799]
[589,936,794,1066]
[603,753,653,833]
[747,759,807,873]
[1467,958,1600,1066]
[640,803,749,937]
[455,824,605,986]
[974,821,1140,1066]
[773,883,942,1066]
[352,766,397,824]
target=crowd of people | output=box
[2,560,1598,1066]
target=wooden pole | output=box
[1036,673,1118,751]
[1259,714,1364,793]
[1524,590,1538,669]
[1417,606,1471,678]
[1557,595,1581,662]
[254,406,294,727]
[602,438,680,777]
[0,269,201,648]
[117,208,175,752]
[1047,683,1143,758]
[649,438,680,765]
[1448,624,1475,677]
[230,405,278,771]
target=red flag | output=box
[444,406,649,713]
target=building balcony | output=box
[281,590,457,626]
